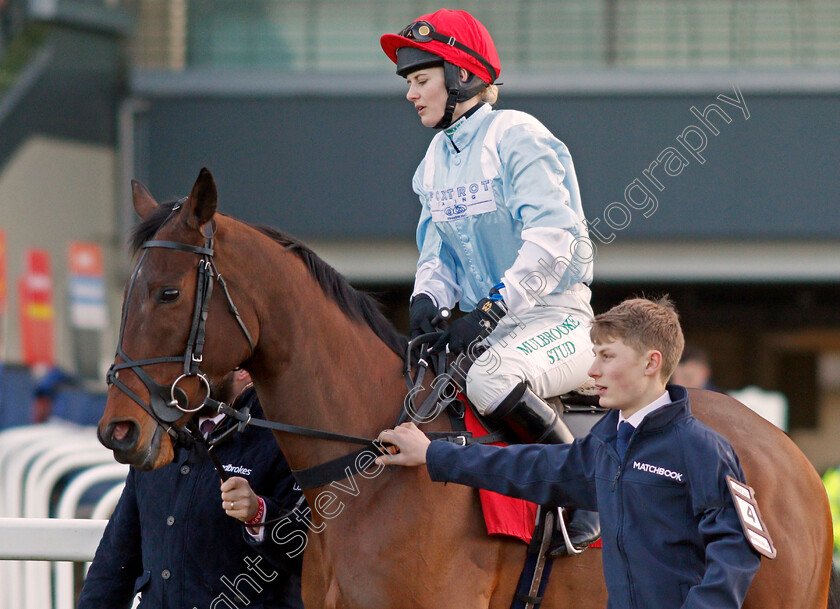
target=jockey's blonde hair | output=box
[481,84,498,105]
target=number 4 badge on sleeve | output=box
[726,475,777,559]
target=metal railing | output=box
[121,0,840,71]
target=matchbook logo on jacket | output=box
[632,460,684,482]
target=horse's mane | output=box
[130,201,408,359]
[251,224,408,358]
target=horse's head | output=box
[99,168,257,469]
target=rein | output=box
[206,356,472,490]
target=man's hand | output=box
[375,423,431,467]
[221,476,260,522]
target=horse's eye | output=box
[157,288,180,304]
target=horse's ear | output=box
[182,167,218,230]
[132,180,159,219]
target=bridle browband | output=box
[106,201,255,441]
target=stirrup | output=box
[548,509,601,558]
[549,507,583,557]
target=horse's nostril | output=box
[112,421,131,442]
[101,420,140,453]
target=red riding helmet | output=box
[380,9,501,85]
[381,9,501,129]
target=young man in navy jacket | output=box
[78,370,306,609]
[377,297,761,609]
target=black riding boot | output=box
[487,382,574,444]
[487,382,601,555]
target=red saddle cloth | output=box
[463,405,538,543]
[462,401,602,548]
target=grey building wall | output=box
[0,10,128,372]
[128,72,840,243]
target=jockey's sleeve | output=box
[413,258,461,309]
[500,226,585,316]
[496,121,592,315]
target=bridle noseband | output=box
[106,202,255,440]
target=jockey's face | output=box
[406,66,448,128]
[405,66,480,128]
[588,338,665,418]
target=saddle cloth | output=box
[463,404,539,543]
[463,401,602,548]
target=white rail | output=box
[0,423,122,609]
[0,518,107,561]
[54,466,127,609]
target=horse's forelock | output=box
[130,200,182,255]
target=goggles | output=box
[400,21,439,43]
[398,20,498,82]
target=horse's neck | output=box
[247,250,406,471]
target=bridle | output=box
[106,201,255,441]
[105,201,471,488]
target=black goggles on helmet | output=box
[398,20,498,82]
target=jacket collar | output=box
[444,103,491,151]
[590,385,691,444]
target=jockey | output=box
[381,8,600,554]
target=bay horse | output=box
[99,168,835,609]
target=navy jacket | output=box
[78,390,306,609]
[426,385,761,609]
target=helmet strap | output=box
[434,62,463,129]
[435,88,459,129]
